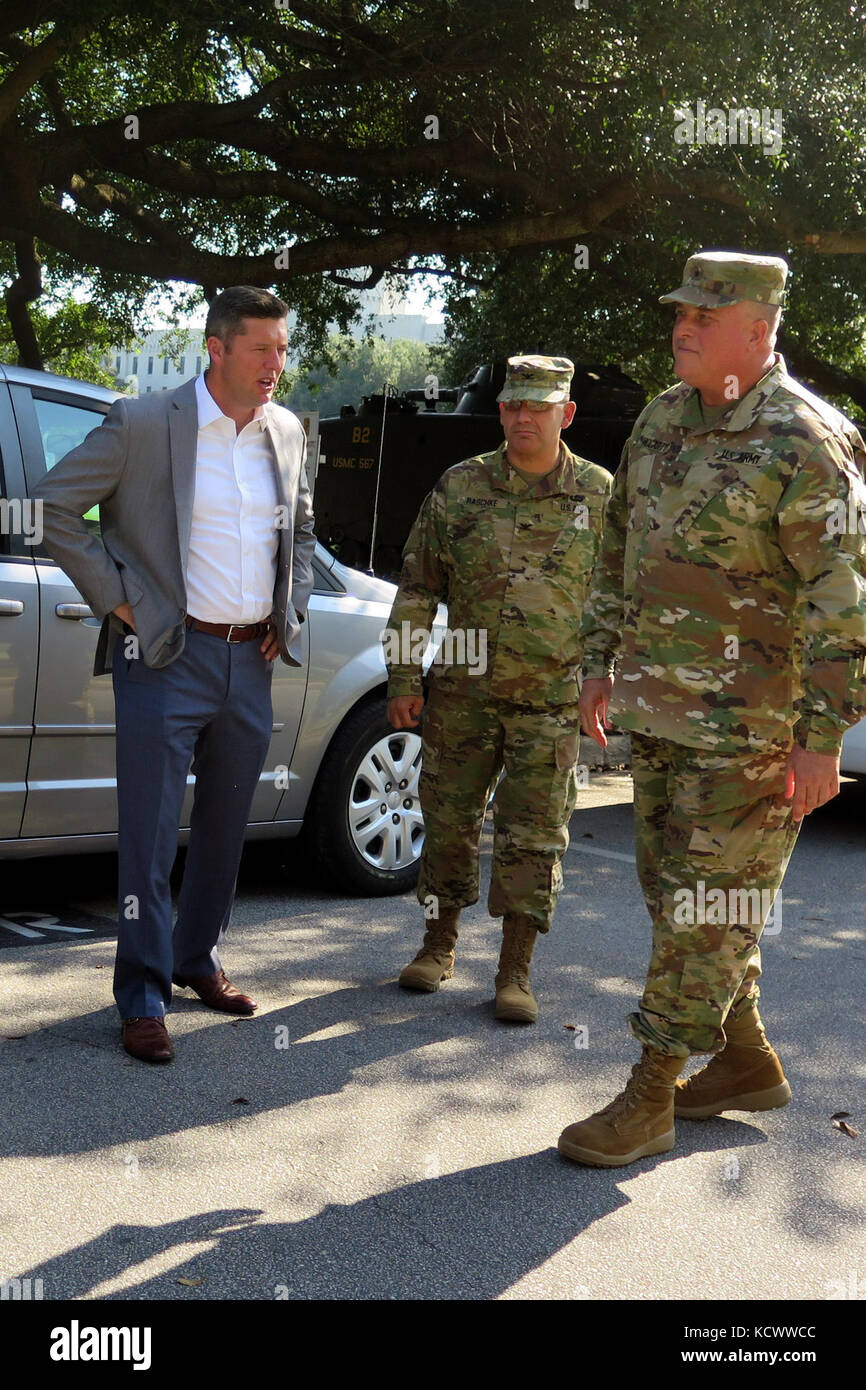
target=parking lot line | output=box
[569,843,637,864]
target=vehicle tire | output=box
[302,697,424,896]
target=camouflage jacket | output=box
[385,441,612,705]
[581,356,866,754]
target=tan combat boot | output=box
[398,909,460,992]
[494,917,538,1023]
[674,1002,792,1119]
[558,1047,685,1167]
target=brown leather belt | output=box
[185,615,268,643]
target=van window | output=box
[33,396,106,536]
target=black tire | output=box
[301,696,424,896]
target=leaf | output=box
[563,1024,577,1031]
[177,1277,204,1287]
[832,1120,858,1139]
[232,1096,249,1104]
[3,1034,26,1040]
[830,1111,852,1120]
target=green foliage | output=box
[0,282,136,387]
[1,0,865,399]
[434,240,866,413]
[279,335,440,418]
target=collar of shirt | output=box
[194,371,270,435]
[487,440,576,496]
[669,354,789,436]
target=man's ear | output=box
[205,334,225,366]
[749,315,771,353]
[561,399,577,428]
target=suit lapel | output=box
[265,406,297,503]
[169,379,199,571]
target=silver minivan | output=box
[0,364,424,894]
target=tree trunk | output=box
[5,236,44,369]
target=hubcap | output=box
[349,730,424,871]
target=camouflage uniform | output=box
[582,263,866,1054]
[387,429,612,932]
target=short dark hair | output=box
[205,285,288,349]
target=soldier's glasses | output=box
[502,399,556,413]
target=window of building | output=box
[147,357,154,374]
[115,356,121,372]
[178,356,185,373]
[196,356,202,374]
[163,358,169,374]
[132,357,138,372]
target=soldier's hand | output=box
[780,744,841,821]
[579,677,614,749]
[388,695,425,729]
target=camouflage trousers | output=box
[416,684,581,932]
[629,732,801,1057]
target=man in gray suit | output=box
[34,286,316,1063]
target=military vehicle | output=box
[313,360,646,577]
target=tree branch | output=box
[66,172,200,253]
[40,120,564,213]
[328,266,385,290]
[665,171,866,254]
[778,329,866,414]
[3,176,639,287]
[0,23,85,131]
[59,148,380,228]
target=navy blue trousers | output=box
[112,627,274,1019]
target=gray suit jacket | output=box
[32,377,317,674]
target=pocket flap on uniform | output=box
[555,732,580,771]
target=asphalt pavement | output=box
[1,768,865,1303]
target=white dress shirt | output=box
[186,373,280,624]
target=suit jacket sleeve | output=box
[291,461,317,620]
[31,398,130,620]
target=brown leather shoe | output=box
[172,969,257,1015]
[122,1016,174,1064]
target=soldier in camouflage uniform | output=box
[385,356,612,1022]
[558,251,866,1166]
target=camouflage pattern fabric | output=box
[581,355,866,754]
[386,441,612,705]
[416,683,581,931]
[659,250,789,308]
[496,354,575,403]
[628,732,801,1057]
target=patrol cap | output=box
[659,250,789,309]
[496,354,575,404]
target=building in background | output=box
[103,285,443,394]
[105,330,204,396]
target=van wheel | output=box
[304,699,424,896]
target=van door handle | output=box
[0,599,24,615]
[55,603,94,619]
